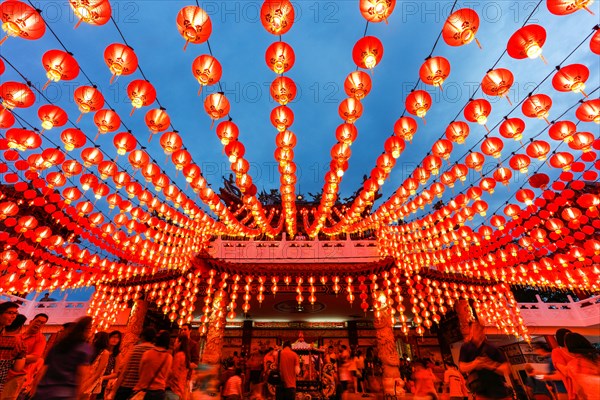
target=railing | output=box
[515,294,600,328]
[207,235,380,263]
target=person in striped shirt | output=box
[112,327,157,400]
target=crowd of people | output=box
[1,300,599,400]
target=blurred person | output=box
[32,316,94,400]
[412,361,438,400]
[524,342,561,400]
[179,324,199,369]
[81,331,111,400]
[348,349,358,393]
[134,330,173,400]
[166,335,191,400]
[443,362,468,400]
[97,330,122,400]
[222,368,243,400]
[1,313,27,400]
[113,327,157,400]
[552,328,574,398]
[459,320,512,400]
[277,341,299,400]
[338,344,351,395]
[354,350,365,394]
[0,302,26,392]
[564,333,600,400]
[19,313,49,393]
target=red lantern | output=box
[549,152,574,171]
[529,173,549,189]
[128,150,150,171]
[62,160,82,177]
[575,99,599,124]
[353,36,384,70]
[113,132,137,155]
[42,148,66,168]
[37,104,68,131]
[394,116,418,142]
[482,68,514,104]
[0,1,46,44]
[569,132,595,152]
[216,121,239,145]
[445,121,470,144]
[60,128,86,151]
[172,149,191,171]
[6,128,41,151]
[344,71,372,100]
[522,94,552,124]
[127,80,156,115]
[270,106,294,132]
[260,0,294,35]
[384,136,406,159]
[547,0,595,15]
[0,58,3,75]
[499,118,525,142]
[104,43,138,84]
[464,99,492,131]
[359,0,396,23]
[145,109,171,137]
[225,141,245,163]
[68,0,111,28]
[431,139,453,160]
[74,86,104,122]
[41,50,79,90]
[338,98,363,123]
[509,154,531,173]
[591,29,600,55]
[405,90,432,122]
[270,76,297,106]
[549,120,576,142]
[507,25,547,63]
[526,140,551,161]
[275,130,296,148]
[442,8,481,48]
[0,81,35,109]
[176,6,212,50]
[552,64,589,97]
[481,137,504,158]
[93,109,121,139]
[265,42,295,74]
[192,55,222,93]
[465,152,485,172]
[0,108,15,128]
[97,161,117,180]
[160,132,183,155]
[419,56,451,89]
[204,93,231,125]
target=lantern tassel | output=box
[543,117,550,125]
[581,90,588,98]
[148,133,154,143]
[505,96,512,106]
[76,114,83,124]
[42,80,52,91]
[540,54,548,65]
[484,124,490,133]
[0,36,8,46]
[110,74,118,85]
[130,108,135,117]
[95,132,100,141]
[198,86,203,96]
[74,18,83,29]
[583,6,595,14]
[475,38,482,49]
[183,40,190,51]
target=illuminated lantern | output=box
[504,204,521,219]
[80,173,98,191]
[591,29,600,54]
[335,123,358,145]
[578,193,600,210]
[45,172,66,189]
[224,141,245,163]
[509,154,531,173]
[547,0,595,15]
[113,132,137,155]
[549,152,574,171]
[431,139,453,161]
[490,215,506,230]
[522,94,552,124]
[275,130,296,148]
[192,54,222,93]
[216,121,239,145]
[481,137,503,158]
[176,6,212,50]
[74,86,104,122]
[338,98,363,123]
[0,108,15,128]
[442,8,481,48]
[344,71,372,100]
[0,1,46,44]
[42,148,66,168]
[127,80,156,115]
[552,64,589,97]
[68,0,112,28]
[270,106,294,132]
[507,24,547,62]
[482,68,514,104]
[270,76,297,105]
[41,50,79,90]
[265,41,295,74]
[419,56,451,89]
[62,160,82,177]
[93,109,120,140]
[499,118,525,142]
[445,121,470,144]
[204,93,231,125]
[97,160,117,180]
[384,136,405,159]
[465,151,485,172]
[145,109,171,138]
[261,0,294,35]
[352,36,384,70]
[104,43,138,83]
[575,99,599,123]
[128,150,150,171]
[568,132,595,152]
[526,140,551,161]
[5,128,40,151]
[0,81,35,109]
[405,90,432,122]
[172,149,191,171]
[472,200,488,216]
[464,99,492,131]
[37,104,67,131]
[0,59,3,75]
[548,120,576,144]
[394,116,418,142]
[60,128,86,151]
[159,132,183,156]
[359,0,396,22]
